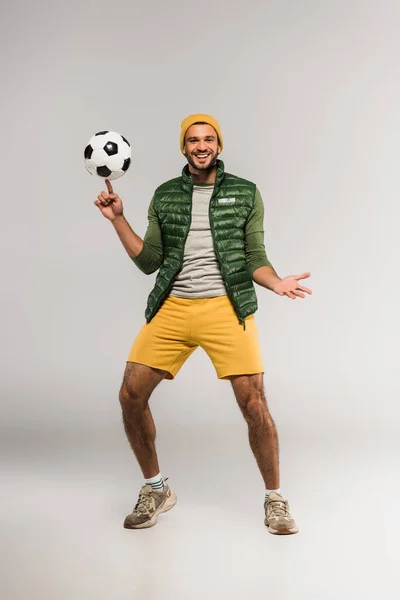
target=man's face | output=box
[183,124,221,171]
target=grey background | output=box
[1,0,399,598]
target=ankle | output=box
[145,472,165,492]
[265,487,281,500]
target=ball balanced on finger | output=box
[84,130,131,180]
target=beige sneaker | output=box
[264,492,299,535]
[124,477,177,529]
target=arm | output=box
[113,196,164,275]
[252,265,282,292]
[95,180,164,275]
[245,188,282,292]
[127,195,164,274]
[112,215,144,258]
[246,189,313,299]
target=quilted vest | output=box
[145,160,258,328]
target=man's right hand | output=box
[94,179,124,222]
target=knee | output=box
[241,392,271,425]
[119,381,148,414]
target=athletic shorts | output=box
[127,295,264,380]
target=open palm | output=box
[274,272,312,299]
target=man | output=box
[94,114,312,535]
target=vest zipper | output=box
[147,186,194,321]
[169,185,194,286]
[209,193,245,329]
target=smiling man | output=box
[184,121,219,172]
[94,113,312,535]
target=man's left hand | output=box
[273,272,312,299]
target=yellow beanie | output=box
[180,113,223,153]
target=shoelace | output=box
[268,499,290,518]
[133,490,154,516]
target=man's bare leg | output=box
[229,373,279,489]
[119,361,168,479]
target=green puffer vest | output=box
[145,160,258,328]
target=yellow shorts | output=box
[127,295,264,380]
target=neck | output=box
[188,163,217,185]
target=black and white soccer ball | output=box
[84,130,131,180]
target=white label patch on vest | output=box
[218,198,236,204]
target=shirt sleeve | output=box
[244,188,273,276]
[130,196,164,275]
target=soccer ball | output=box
[84,130,131,180]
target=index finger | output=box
[296,272,311,280]
[105,179,113,194]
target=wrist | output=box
[252,265,281,291]
[111,214,125,225]
[271,278,282,292]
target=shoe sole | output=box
[265,520,299,535]
[123,490,177,529]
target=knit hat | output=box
[180,113,223,153]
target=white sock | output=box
[265,488,281,501]
[145,473,165,492]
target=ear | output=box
[217,144,222,154]
[182,145,187,155]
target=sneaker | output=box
[264,492,299,535]
[124,477,177,529]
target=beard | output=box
[186,150,219,172]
